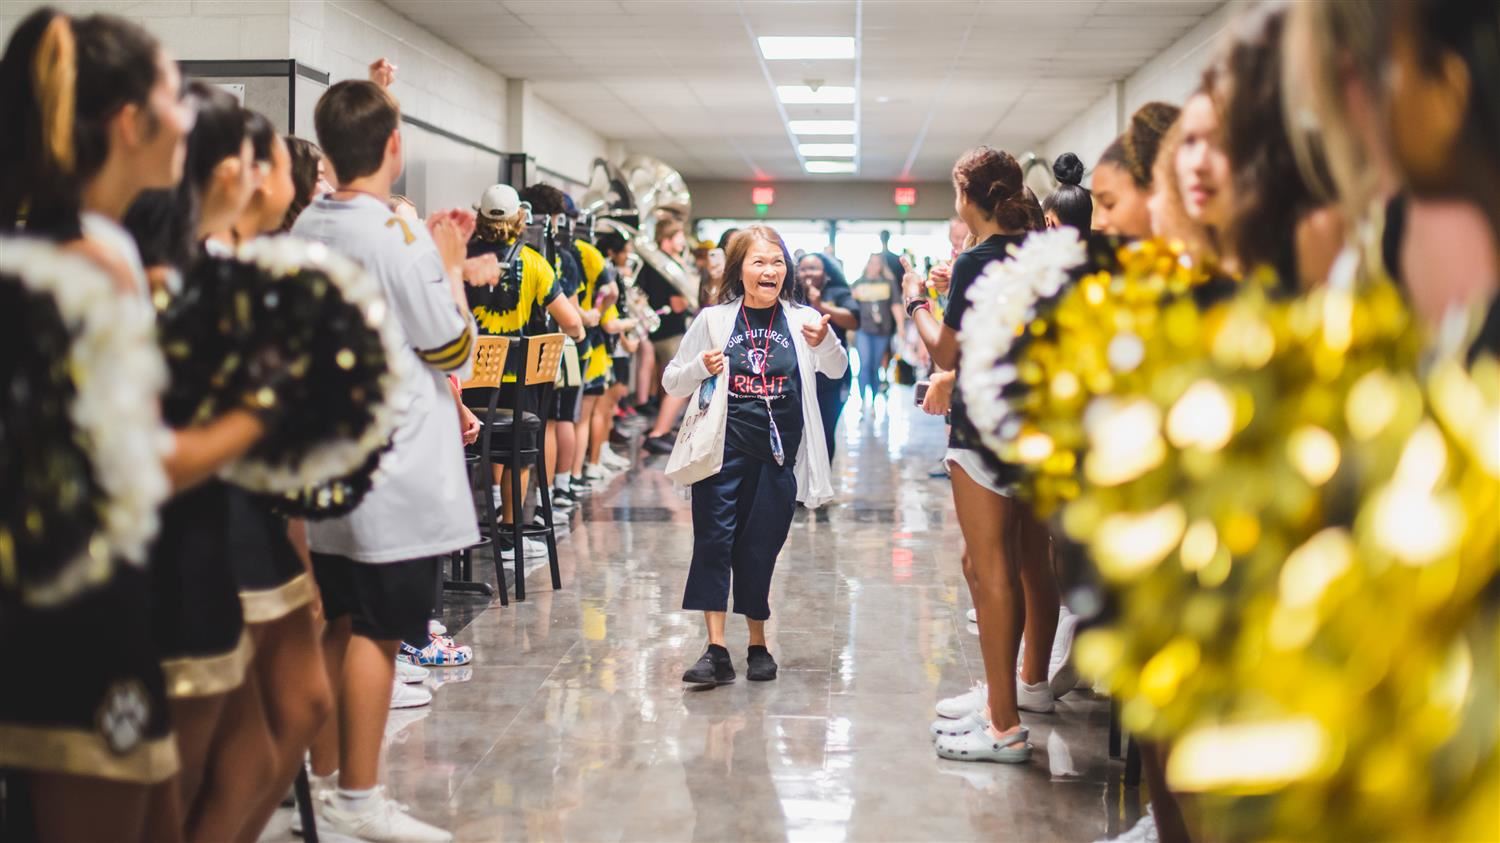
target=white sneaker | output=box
[1094,814,1159,843]
[390,680,432,710]
[498,536,549,559]
[583,463,608,483]
[289,773,334,835]
[1049,609,1080,699]
[1017,676,1054,713]
[319,786,453,843]
[966,608,978,624]
[395,659,429,685]
[935,682,988,719]
[601,447,631,470]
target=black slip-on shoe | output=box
[683,646,736,686]
[746,645,778,682]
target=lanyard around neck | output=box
[740,301,779,394]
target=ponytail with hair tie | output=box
[33,14,76,173]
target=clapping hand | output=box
[802,313,832,347]
[928,262,952,296]
[463,253,500,287]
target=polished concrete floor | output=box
[269,386,1144,843]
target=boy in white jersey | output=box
[291,78,478,843]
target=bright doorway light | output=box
[798,143,857,157]
[804,160,857,174]
[758,36,856,60]
[788,120,857,135]
[777,85,856,104]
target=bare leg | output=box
[543,420,557,493]
[31,773,173,843]
[950,464,1023,733]
[336,634,399,790]
[498,466,531,526]
[553,419,575,484]
[636,342,656,407]
[1140,741,1194,843]
[234,608,334,843]
[593,385,626,464]
[704,611,728,647]
[573,395,597,477]
[1014,505,1059,686]
[309,617,351,779]
[167,694,228,815]
[647,394,687,439]
[185,673,276,843]
[746,618,767,648]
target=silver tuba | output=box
[582,155,700,305]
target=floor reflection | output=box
[261,385,1140,843]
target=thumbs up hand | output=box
[802,312,833,347]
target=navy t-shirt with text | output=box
[725,303,803,465]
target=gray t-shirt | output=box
[292,194,479,563]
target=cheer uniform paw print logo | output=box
[96,681,151,755]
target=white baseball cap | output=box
[475,184,522,219]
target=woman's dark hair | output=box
[182,81,245,194]
[716,227,740,252]
[123,82,243,271]
[123,187,188,269]
[595,229,628,256]
[244,109,275,163]
[518,183,567,217]
[281,135,322,231]
[951,146,1038,231]
[1219,6,1332,284]
[1042,152,1094,231]
[0,9,162,239]
[1098,101,1180,188]
[1403,0,1500,226]
[717,223,794,305]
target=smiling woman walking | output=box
[662,224,848,688]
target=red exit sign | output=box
[752,186,776,206]
[893,186,917,206]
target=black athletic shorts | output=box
[0,564,178,783]
[311,553,438,644]
[611,355,631,385]
[149,480,251,699]
[552,385,582,422]
[227,490,314,624]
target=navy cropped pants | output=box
[682,445,798,621]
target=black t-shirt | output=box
[944,233,1029,450]
[637,262,687,340]
[725,303,803,465]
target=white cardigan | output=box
[661,298,849,508]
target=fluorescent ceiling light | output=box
[804,161,857,174]
[777,85,855,104]
[798,143,857,157]
[788,120,857,135]
[758,36,855,60]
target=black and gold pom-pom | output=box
[0,275,106,605]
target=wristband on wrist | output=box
[905,297,932,317]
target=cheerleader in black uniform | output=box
[193,110,338,842]
[124,82,281,843]
[0,10,247,843]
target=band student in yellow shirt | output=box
[464,184,583,561]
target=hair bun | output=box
[1052,152,1084,186]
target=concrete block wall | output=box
[1,0,612,190]
[0,0,291,59]
[1041,0,1248,169]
